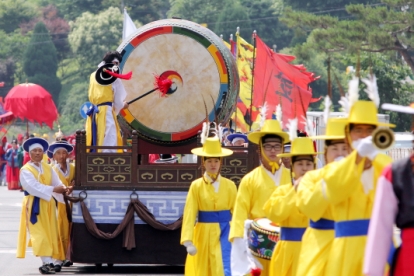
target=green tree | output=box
[281,0,414,73]
[342,52,414,131]
[53,0,104,21]
[282,0,381,17]
[68,7,123,77]
[0,0,37,33]
[58,81,89,134]
[102,0,170,25]
[168,0,227,24]
[214,0,251,39]
[23,22,61,103]
[241,0,292,49]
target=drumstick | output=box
[127,76,173,105]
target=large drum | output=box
[248,218,280,260]
[117,19,239,144]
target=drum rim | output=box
[117,19,239,143]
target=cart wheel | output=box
[107,263,114,268]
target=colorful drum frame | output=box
[117,19,239,144]
[248,218,280,260]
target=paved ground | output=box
[0,185,184,276]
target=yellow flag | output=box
[231,107,249,133]
[236,34,254,108]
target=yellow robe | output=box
[52,163,75,256]
[181,176,237,276]
[296,168,334,276]
[85,72,122,151]
[16,164,65,260]
[229,165,291,275]
[323,151,392,276]
[264,184,308,276]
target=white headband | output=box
[29,143,43,152]
[53,147,68,155]
[232,137,246,144]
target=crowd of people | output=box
[179,99,414,276]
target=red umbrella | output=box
[4,83,58,129]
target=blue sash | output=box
[280,227,306,241]
[198,210,231,276]
[24,191,40,225]
[86,102,112,151]
[335,219,370,237]
[310,218,335,230]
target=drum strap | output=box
[86,102,113,151]
[198,210,232,276]
[280,227,306,241]
[310,218,334,230]
[334,219,369,237]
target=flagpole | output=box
[249,30,257,131]
[234,29,239,133]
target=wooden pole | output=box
[249,30,257,131]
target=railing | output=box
[75,130,259,191]
[387,148,414,161]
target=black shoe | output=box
[39,264,55,274]
[62,260,73,267]
[53,264,61,272]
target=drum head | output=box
[253,218,280,233]
[117,19,239,143]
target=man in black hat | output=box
[85,51,131,152]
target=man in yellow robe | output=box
[264,136,321,276]
[296,119,348,276]
[47,141,75,267]
[321,101,394,276]
[85,51,128,152]
[230,119,290,275]
[16,137,73,274]
[181,137,236,276]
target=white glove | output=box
[183,241,197,256]
[353,136,378,160]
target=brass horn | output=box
[372,128,395,151]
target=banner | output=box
[253,36,315,130]
[122,8,137,41]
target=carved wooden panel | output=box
[86,155,132,183]
[221,152,249,185]
[137,165,198,189]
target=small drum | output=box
[248,218,280,260]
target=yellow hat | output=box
[248,120,290,145]
[191,137,233,157]
[310,119,346,140]
[333,101,395,128]
[278,137,322,157]
[42,133,49,139]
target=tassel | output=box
[154,75,173,96]
[251,268,262,276]
[103,69,132,80]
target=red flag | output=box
[253,36,315,130]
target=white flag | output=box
[123,8,137,41]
